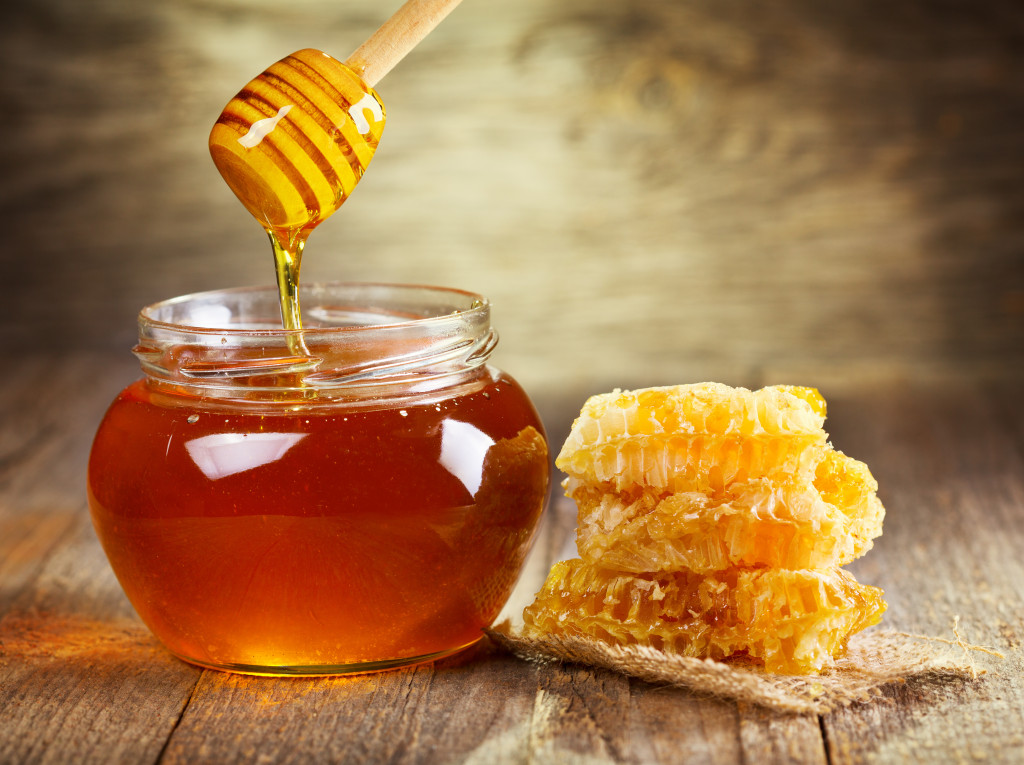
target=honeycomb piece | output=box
[559,433,828,494]
[522,560,886,675]
[558,383,827,463]
[556,384,829,493]
[570,450,884,573]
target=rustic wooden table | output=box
[0,354,1021,764]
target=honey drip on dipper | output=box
[209,0,462,338]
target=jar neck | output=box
[133,283,498,404]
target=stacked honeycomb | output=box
[523,383,886,675]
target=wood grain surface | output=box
[0,0,1022,396]
[0,352,1022,763]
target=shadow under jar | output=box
[88,283,550,675]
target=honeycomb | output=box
[524,383,887,675]
[570,450,884,573]
[558,384,828,453]
[558,433,829,494]
[556,384,829,494]
[522,559,886,675]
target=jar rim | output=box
[139,281,489,336]
[134,282,498,402]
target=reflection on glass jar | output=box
[87,283,549,675]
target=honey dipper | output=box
[209,0,463,235]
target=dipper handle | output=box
[346,0,465,87]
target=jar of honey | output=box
[87,283,550,675]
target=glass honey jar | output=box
[87,283,550,675]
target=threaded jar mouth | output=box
[134,283,498,401]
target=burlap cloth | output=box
[487,619,999,715]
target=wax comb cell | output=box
[522,559,886,675]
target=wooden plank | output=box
[0,509,77,617]
[736,703,827,765]
[0,352,200,764]
[527,662,633,764]
[626,685,744,765]
[516,652,827,764]
[0,513,201,765]
[0,353,137,515]
[0,352,137,617]
[820,387,1024,764]
[159,643,544,764]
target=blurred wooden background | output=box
[1,0,1022,397]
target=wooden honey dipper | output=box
[210,0,463,235]
[208,0,464,336]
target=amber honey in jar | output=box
[87,283,550,675]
